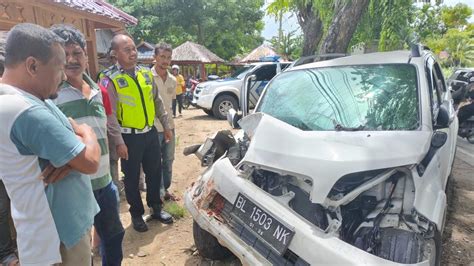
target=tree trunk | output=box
[319,0,370,54]
[296,2,323,56]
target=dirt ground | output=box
[95,108,473,265]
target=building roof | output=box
[172,41,225,63]
[240,44,279,63]
[136,41,155,62]
[54,0,138,26]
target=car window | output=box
[231,66,254,79]
[256,64,419,131]
[433,63,447,93]
[281,63,291,71]
[254,65,277,81]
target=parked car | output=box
[184,47,457,265]
[192,61,291,119]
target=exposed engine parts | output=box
[247,167,437,264]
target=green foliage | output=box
[351,0,414,52]
[378,0,414,51]
[269,30,303,60]
[441,3,473,30]
[413,4,444,39]
[426,28,474,68]
[415,3,474,68]
[163,201,186,219]
[109,0,265,60]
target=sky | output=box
[261,0,474,40]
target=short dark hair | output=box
[50,24,86,49]
[5,23,64,67]
[154,42,172,55]
[110,34,133,51]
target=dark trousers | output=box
[172,94,183,116]
[0,181,15,262]
[93,182,124,266]
[121,127,162,218]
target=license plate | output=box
[231,193,294,255]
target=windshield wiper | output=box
[333,119,366,131]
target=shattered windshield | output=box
[256,64,419,131]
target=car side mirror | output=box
[431,131,447,148]
[434,105,450,129]
[227,108,241,129]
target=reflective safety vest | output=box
[106,67,155,129]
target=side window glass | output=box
[430,70,441,124]
[254,65,276,81]
[281,63,291,71]
[433,63,447,93]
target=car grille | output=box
[218,197,310,266]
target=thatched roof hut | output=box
[172,41,224,64]
[172,41,225,80]
[240,44,279,63]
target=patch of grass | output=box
[163,201,187,219]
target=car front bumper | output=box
[184,158,431,266]
[192,92,213,110]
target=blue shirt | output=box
[10,92,99,248]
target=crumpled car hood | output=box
[239,113,432,204]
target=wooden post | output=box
[85,20,99,79]
[200,63,207,81]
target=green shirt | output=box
[54,74,112,190]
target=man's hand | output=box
[164,129,173,143]
[69,118,97,140]
[117,144,128,160]
[40,164,72,184]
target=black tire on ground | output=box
[182,99,190,109]
[193,221,233,260]
[203,109,214,116]
[212,94,238,120]
[374,228,441,265]
[467,133,474,144]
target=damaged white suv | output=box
[184,47,458,265]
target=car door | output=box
[425,58,456,189]
[248,64,277,108]
[433,62,458,183]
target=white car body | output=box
[185,50,457,265]
[193,62,290,119]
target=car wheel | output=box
[182,98,190,109]
[193,221,233,260]
[467,132,474,144]
[212,95,238,120]
[203,109,214,116]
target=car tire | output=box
[182,99,190,109]
[203,109,214,116]
[467,133,474,144]
[212,95,238,120]
[374,228,441,265]
[193,221,233,260]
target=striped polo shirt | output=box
[54,74,112,190]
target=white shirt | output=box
[152,67,177,131]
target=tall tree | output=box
[268,0,369,55]
[319,0,369,54]
[267,0,323,56]
[296,1,323,55]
